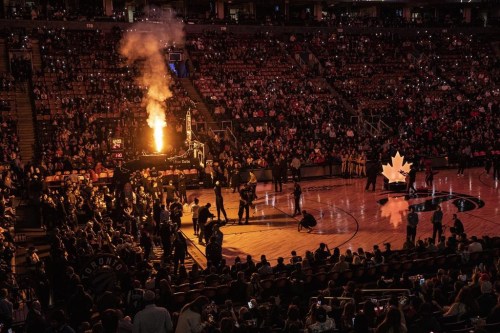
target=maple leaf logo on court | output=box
[380,196,409,228]
[382,151,412,183]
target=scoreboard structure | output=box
[110,138,124,160]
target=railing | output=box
[310,289,411,306]
[225,126,238,149]
[364,120,379,137]
[377,119,392,133]
[209,124,238,149]
[310,296,355,305]
[1,19,499,35]
[192,120,233,132]
[362,115,392,137]
[221,120,233,132]
[294,53,307,68]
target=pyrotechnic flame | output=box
[119,12,184,153]
[149,105,167,153]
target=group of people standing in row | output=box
[341,150,367,178]
[405,204,466,247]
[199,156,317,237]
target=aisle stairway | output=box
[0,38,8,72]
[151,231,207,270]
[14,226,205,275]
[492,41,500,59]
[30,39,42,70]
[179,78,219,130]
[13,203,47,275]
[15,82,35,163]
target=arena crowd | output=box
[0,12,498,333]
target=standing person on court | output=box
[172,231,187,275]
[292,182,302,216]
[425,164,438,188]
[238,184,252,225]
[290,156,301,182]
[431,205,444,242]
[191,198,200,236]
[248,171,258,200]
[176,172,188,204]
[230,168,241,193]
[457,148,468,177]
[493,154,500,180]
[407,164,417,196]
[365,161,379,192]
[164,180,177,206]
[406,206,419,243]
[272,159,283,192]
[214,181,229,224]
[279,154,288,184]
[197,203,214,245]
[169,198,183,229]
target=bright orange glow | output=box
[382,151,412,183]
[147,102,166,153]
[153,117,165,152]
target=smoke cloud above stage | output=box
[119,12,184,153]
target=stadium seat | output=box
[174,283,191,293]
[215,285,231,304]
[201,287,216,299]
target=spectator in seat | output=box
[408,302,440,333]
[468,236,483,253]
[307,306,335,332]
[133,290,173,333]
[375,307,407,333]
[46,310,75,333]
[283,305,303,332]
[67,284,93,329]
[230,271,248,304]
[332,255,350,273]
[273,257,287,275]
[25,300,47,333]
[487,295,500,324]
[0,288,13,332]
[175,296,209,333]
[443,286,479,319]
[314,243,331,262]
[477,280,496,317]
[257,256,273,276]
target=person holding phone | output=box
[308,306,336,332]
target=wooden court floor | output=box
[180,167,499,263]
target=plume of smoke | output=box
[119,12,184,151]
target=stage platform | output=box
[179,168,499,264]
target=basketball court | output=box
[180,167,499,264]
